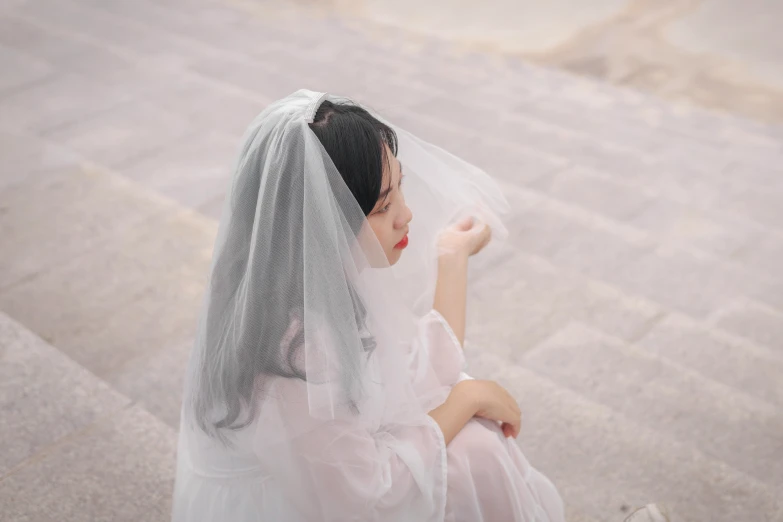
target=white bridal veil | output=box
[173,90,512,521]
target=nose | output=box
[395,203,413,230]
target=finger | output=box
[503,409,521,437]
[454,215,475,231]
[501,423,513,438]
[501,420,518,439]
[478,227,492,250]
[483,224,492,243]
[502,404,519,427]
[471,218,488,233]
[507,405,521,429]
[503,390,520,413]
[468,222,490,251]
[474,223,491,245]
[501,391,519,412]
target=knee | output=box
[448,418,507,466]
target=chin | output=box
[387,248,403,266]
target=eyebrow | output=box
[377,163,404,202]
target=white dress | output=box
[171,310,565,522]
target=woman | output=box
[171,89,565,521]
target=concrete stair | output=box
[1,0,782,520]
[0,312,176,521]
[465,350,783,522]
[637,313,783,407]
[2,136,781,522]
[523,323,783,486]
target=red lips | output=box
[394,234,409,249]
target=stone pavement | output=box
[0,0,782,521]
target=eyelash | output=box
[375,173,404,214]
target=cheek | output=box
[381,224,396,249]
[368,217,394,248]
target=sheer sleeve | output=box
[408,310,467,401]
[250,311,465,521]
[253,377,448,522]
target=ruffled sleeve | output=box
[250,311,466,521]
[408,310,467,401]
[253,376,448,522]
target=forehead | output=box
[383,150,402,182]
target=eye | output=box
[378,202,391,213]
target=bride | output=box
[171,88,567,521]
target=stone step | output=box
[497,183,783,321]
[708,299,783,352]
[522,323,783,487]
[418,95,783,236]
[22,0,782,166]
[466,247,664,360]
[379,26,783,154]
[45,0,783,155]
[409,69,783,193]
[508,87,783,167]
[112,337,192,430]
[472,57,783,156]
[0,154,174,291]
[464,349,783,522]
[637,312,783,407]
[567,511,602,522]
[468,236,783,407]
[525,163,781,266]
[0,136,210,431]
[403,69,783,238]
[11,0,783,245]
[0,127,81,191]
[0,163,215,388]
[0,311,175,522]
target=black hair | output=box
[309,100,398,216]
[196,99,397,442]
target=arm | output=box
[408,309,466,405]
[432,252,469,347]
[427,385,476,445]
[254,332,481,521]
[433,216,491,346]
[266,390,480,520]
[254,377,452,521]
[259,415,450,521]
